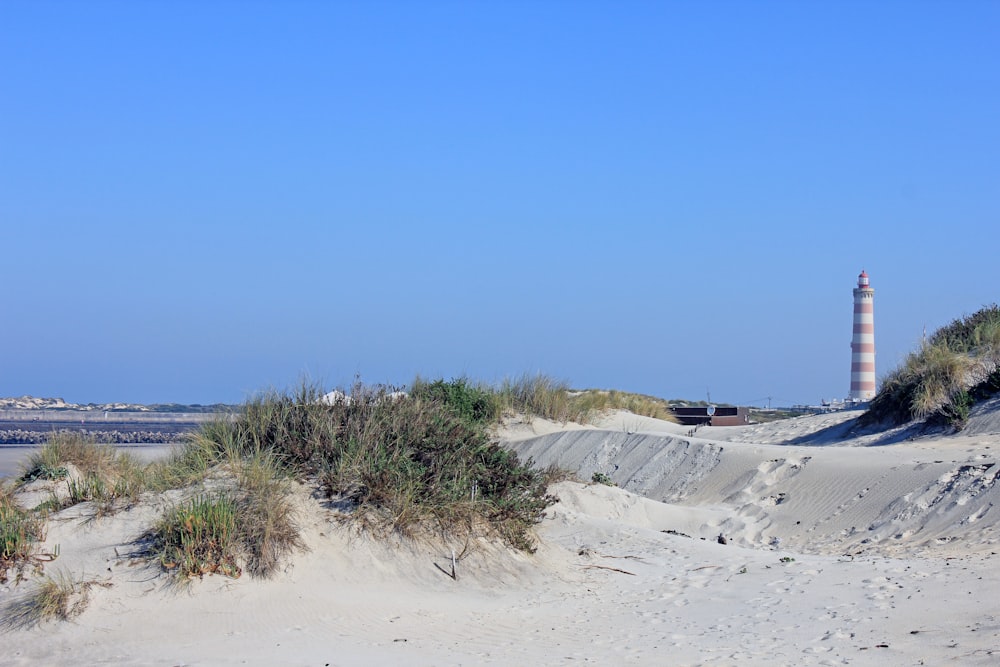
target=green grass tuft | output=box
[154,493,241,579]
[0,484,47,583]
[150,452,303,580]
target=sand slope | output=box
[1,410,998,666]
[509,410,1000,558]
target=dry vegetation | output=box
[2,571,105,629]
[1,374,675,606]
[863,305,1000,428]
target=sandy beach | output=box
[2,409,998,666]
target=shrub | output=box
[591,472,616,486]
[186,381,555,552]
[410,376,500,424]
[19,463,69,483]
[970,366,1000,402]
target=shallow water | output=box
[0,444,179,481]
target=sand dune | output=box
[508,411,1000,558]
[2,410,998,665]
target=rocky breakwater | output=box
[0,396,230,445]
[0,426,188,445]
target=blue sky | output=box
[2,1,998,406]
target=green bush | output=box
[591,472,616,486]
[410,377,501,425]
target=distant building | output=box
[849,270,877,400]
[671,406,750,426]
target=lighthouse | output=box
[850,270,876,400]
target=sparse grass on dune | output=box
[0,483,47,583]
[2,571,105,629]
[149,444,303,580]
[21,433,147,514]
[232,453,303,578]
[863,305,1000,428]
[143,425,229,494]
[565,388,674,422]
[411,374,677,425]
[4,375,672,590]
[20,432,117,483]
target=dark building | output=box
[671,406,749,427]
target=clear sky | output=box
[2,1,998,407]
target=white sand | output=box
[2,410,999,666]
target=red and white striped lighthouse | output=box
[850,270,876,400]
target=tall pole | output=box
[850,270,876,400]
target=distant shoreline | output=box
[0,411,219,445]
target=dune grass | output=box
[149,444,304,580]
[6,375,668,586]
[0,484,47,583]
[2,572,99,628]
[411,373,676,425]
[21,433,147,514]
[173,381,555,554]
[21,432,117,482]
[165,375,669,558]
[154,493,241,578]
[863,305,1000,428]
[564,388,674,422]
